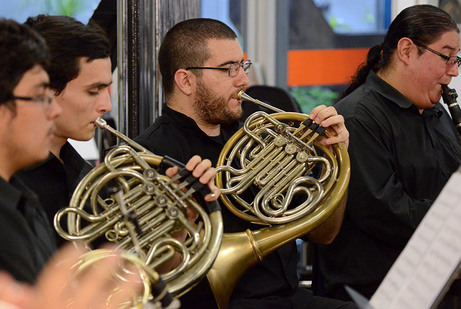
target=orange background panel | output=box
[287,48,369,87]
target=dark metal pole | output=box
[117,0,200,139]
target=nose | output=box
[447,64,459,77]
[47,96,62,120]
[98,88,112,114]
[235,66,250,88]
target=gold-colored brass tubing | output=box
[210,91,350,308]
[54,118,224,302]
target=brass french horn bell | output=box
[208,90,350,308]
[54,118,224,306]
[69,248,177,308]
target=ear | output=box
[174,69,195,96]
[396,37,415,66]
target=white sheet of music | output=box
[368,169,461,309]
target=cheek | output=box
[28,119,48,146]
[57,93,89,116]
[14,118,49,161]
[416,71,442,92]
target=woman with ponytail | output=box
[317,4,461,305]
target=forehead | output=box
[71,57,112,86]
[431,30,461,51]
[204,38,244,65]
[14,64,49,93]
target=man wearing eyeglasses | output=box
[10,15,113,248]
[0,18,61,285]
[16,15,220,253]
[317,5,461,306]
[135,18,355,309]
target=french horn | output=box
[207,90,351,308]
[54,118,223,308]
[69,248,178,309]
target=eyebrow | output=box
[215,59,244,67]
[441,45,460,53]
[36,81,50,88]
[33,81,51,92]
[85,81,113,90]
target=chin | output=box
[77,131,96,142]
[232,105,243,116]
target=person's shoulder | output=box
[334,94,360,118]
[134,116,191,161]
[335,84,381,117]
[135,114,176,144]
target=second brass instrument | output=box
[69,249,178,308]
[54,118,223,307]
[208,90,350,308]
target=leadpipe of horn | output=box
[95,117,152,154]
[238,90,285,113]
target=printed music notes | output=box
[369,167,461,309]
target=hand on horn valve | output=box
[165,155,221,203]
[308,105,349,150]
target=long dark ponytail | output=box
[338,5,459,101]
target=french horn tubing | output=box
[69,248,179,309]
[54,118,223,307]
[207,90,350,308]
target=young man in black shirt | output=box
[0,18,61,285]
[17,15,220,248]
[135,18,355,309]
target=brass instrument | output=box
[54,118,223,307]
[69,248,179,308]
[441,85,461,136]
[207,90,350,308]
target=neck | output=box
[167,98,221,137]
[49,135,67,161]
[196,120,221,137]
[0,150,16,182]
[0,167,13,182]
[377,68,424,114]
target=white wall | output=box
[392,0,438,18]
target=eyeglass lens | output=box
[229,61,251,77]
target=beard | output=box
[193,80,243,126]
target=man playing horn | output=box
[16,15,220,248]
[135,18,355,309]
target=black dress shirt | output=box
[0,176,57,284]
[318,71,461,299]
[135,105,306,309]
[16,141,93,247]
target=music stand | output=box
[347,166,461,309]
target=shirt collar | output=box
[20,141,87,173]
[367,71,414,109]
[0,175,35,211]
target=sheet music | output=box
[370,169,461,309]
